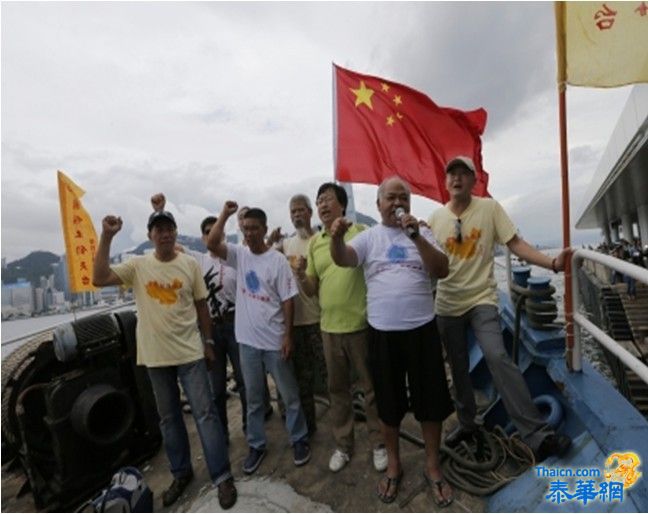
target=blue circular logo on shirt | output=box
[245,271,261,293]
[387,244,407,263]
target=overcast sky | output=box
[1,2,635,262]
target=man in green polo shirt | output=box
[296,182,386,473]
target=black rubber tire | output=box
[1,332,54,448]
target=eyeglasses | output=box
[455,219,462,243]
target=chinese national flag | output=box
[555,2,648,88]
[334,64,490,204]
[57,170,98,293]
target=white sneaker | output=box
[373,445,388,472]
[328,449,350,472]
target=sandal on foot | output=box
[424,472,454,507]
[376,471,404,504]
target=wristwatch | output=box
[204,338,215,346]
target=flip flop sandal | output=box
[423,471,454,507]
[376,470,404,504]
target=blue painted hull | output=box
[472,293,648,512]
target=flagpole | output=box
[559,86,575,372]
[555,2,575,372]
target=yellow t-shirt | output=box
[306,224,367,333]
[282,233,321,326]
[112,253,208,367]
[428,197,517,316]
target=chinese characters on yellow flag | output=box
[57,171,98,293]
[556,1,648,87]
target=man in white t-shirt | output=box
[206,202,311,475]
[330,177,454,506]
[93,209,237,509]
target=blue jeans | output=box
[239,343,308,450]
[147,359,232,486]
[209,321,247,438]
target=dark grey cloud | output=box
[385,3,555,134]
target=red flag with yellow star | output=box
[334,64,490,203]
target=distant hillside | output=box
[356,211,378,226]
[3,251,59,285]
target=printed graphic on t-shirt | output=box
[245,270,261,293]
[387,244,407,263]
[446,228,482,259]
[203,265,225,317]
[146,279,183,305]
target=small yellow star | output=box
[396,112,404,119]
[393,95,402,106]
[386,115,395,126]
[350,81,374,109]
[381,83,390,92]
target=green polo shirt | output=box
[306,223,367,333]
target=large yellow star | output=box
[386,115,395,126]
[393,95,402,106]
[350,81,374,109]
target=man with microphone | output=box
[329,177,455,506]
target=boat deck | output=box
[2,388,489,512]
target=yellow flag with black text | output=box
[556,1,648,87]
[57,171,98,292]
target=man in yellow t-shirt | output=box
[428,156,571,462]
[93,210,237,509]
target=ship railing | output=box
[1,301,136,350]
[571,248,648,383]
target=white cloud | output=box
[1,2,632,261]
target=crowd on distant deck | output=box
[594,238,647,300]
[93,156,577,510]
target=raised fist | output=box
[221,201,238,217]
[330,217,351,239]
[102,215,123,237]
[151,193,166,212]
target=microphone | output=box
[395,207,418,239]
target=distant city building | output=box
[34,287,44,313]
[2,279,34,314]
[52,258,71,300]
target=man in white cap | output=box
[428,155,572,462]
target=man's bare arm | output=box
[329,217,358,268]
[206,201,238,260]
[92,215,125,287]
[507,235,568,272]
[280,297,294,360]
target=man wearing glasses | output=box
[428,156,572,462]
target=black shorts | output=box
[367,319,454,427]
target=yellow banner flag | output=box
[57,171,98,293]
[556,1,648,87]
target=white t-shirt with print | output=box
[225,243,298,350]
[187,249,236,320]
[349,224,444,331]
